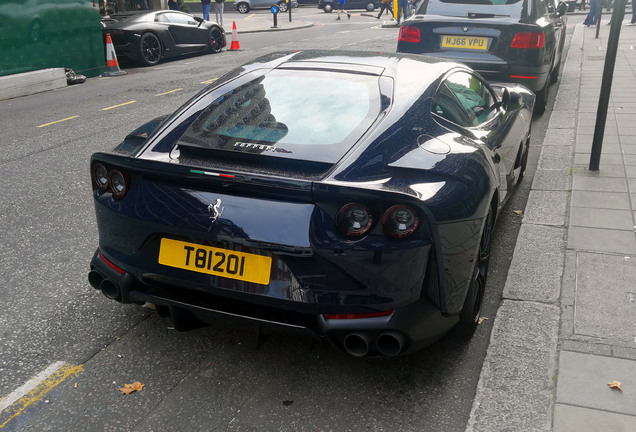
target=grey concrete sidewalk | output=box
[466,19,636,432]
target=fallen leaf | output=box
[478,317,489,324]
[607,381,623,392]
[119,381,145,395]
[74,383,78,388]
[513,210,523,215]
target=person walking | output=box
[376,0,394,19]
[201,0,211,20]
[336,0,351,20]
[215,0,225,25]
[626,0,636,25]
[168,0,179,10]
[583,0,600,25]
[397,0,409,23]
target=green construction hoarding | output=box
[0,0,106,78]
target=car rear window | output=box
[177,69,383,164]
[417,0,528,18]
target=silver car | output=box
[234,0,298,13]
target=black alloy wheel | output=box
[456,209,493,336]
[138,33,161,66]
[209,27,224,53]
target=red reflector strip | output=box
[323,311,393,320]
[99,252,125,274]
[510,75,539,79]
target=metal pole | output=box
[589,0,627,170]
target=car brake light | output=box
[511,32,545,49]
[92,163,109,191]
[109,169,129,199]
[398,26,421,43]
[91,162,130,200]
[336,203,373,237]
[323,311,393,319]
[382,205,419,238]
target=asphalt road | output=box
[0,10,579,431]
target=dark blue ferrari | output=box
[88,50,534,357]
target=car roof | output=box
[255,50,467,92]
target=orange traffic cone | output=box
[229,21,241,51]
[102,33,127,77]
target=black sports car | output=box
[396,0,567,113]
[88,50,534,357]
[101,10,226,67]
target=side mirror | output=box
[194,16,204,26]
[501,88,523,112]
[556,1,567,16]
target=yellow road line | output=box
[156,88,183,96]
[201,78,218,85]
[102,100,136,111]
[37,116,79,128]
[0,362,83,428]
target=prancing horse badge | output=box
[208,199,224,222]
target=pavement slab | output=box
[553,404,636,432]
[556,351,636,416]
[567,226,636,255]
[574,252,636,343]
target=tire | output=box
[533,77,549,114]
[517,134,530,182]
[208,27,224,53]
[323,3,333,12]
[366,2,375,10]
[550,61,560,84]
[237,2,250,13]
[138,32,162,67]
[455,209,493,336]
[278,1,288,12]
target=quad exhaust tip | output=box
[343,332,372,358]
[343,331,406,358]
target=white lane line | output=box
[0,361,65,412]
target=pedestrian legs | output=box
[215,2,224,26]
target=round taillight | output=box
[336,203,373,237]
[92,163,109,191]
[383,205,419,238]
[109,169,128,199]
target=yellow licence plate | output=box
[441,35,489,50]
[158,238,272,285]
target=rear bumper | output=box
[89,249,458,356]
[396,45,550,93]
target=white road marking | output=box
[0,361,65,412]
